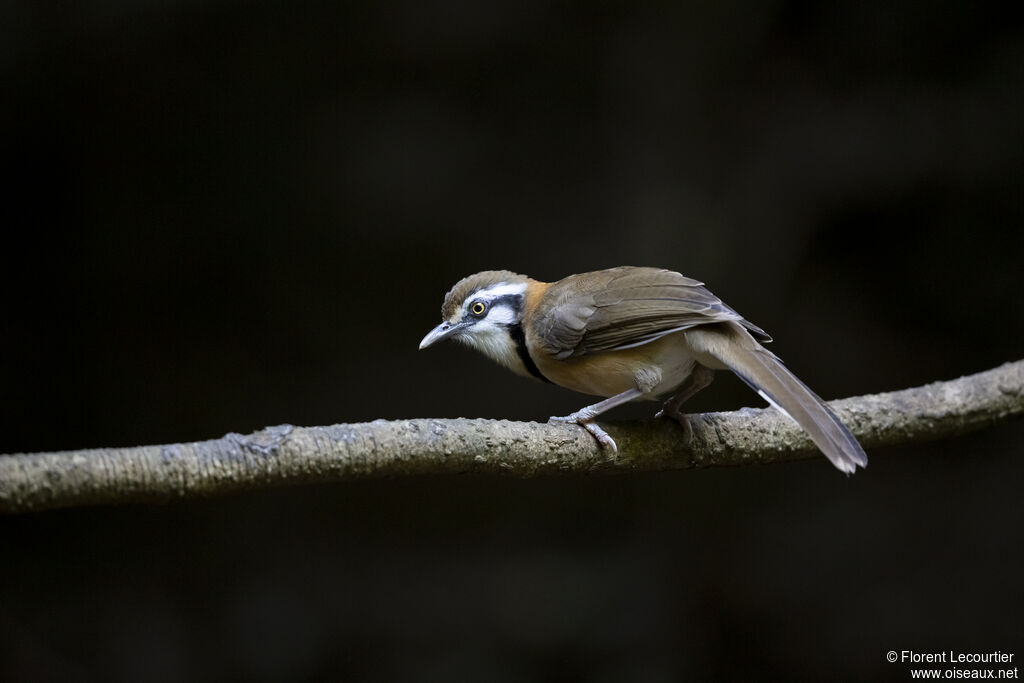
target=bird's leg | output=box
[549,388,645,452]
[655,364,715,440]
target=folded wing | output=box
[531,266,770,359]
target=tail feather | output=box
[688,324,867,474]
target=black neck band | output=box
[509,323,551,383]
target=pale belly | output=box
[534,331,720,399]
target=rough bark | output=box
[1,361,1021,513]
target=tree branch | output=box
[2,361,1022,513]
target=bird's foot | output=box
[655,404,694,443]
[549,412,617,452]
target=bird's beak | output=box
[419,321,464,349]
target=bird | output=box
[418,266,867,474]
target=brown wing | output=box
[530,267,770,359]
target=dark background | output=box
[2,2,1023,681]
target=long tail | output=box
[686,324,868,474]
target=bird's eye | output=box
[470,301,487,316]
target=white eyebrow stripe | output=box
[472,282,528,299]
[461,282,528,317]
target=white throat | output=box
[459,325,527,375]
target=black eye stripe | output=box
[466,294,521,318]
[486,294,520,309]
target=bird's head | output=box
[419,270,533,374]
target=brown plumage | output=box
[528,267,770,358]
[420,266,867,474]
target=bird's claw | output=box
[655,405,694,443]
[549,414,618,452]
